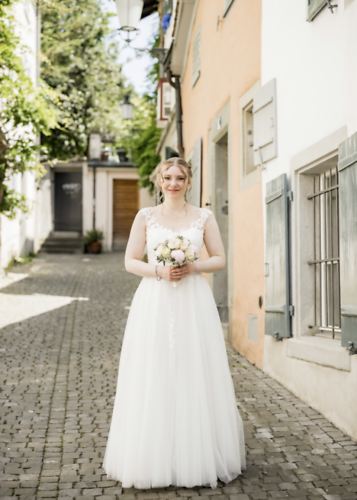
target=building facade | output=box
[159,0,357,440]
[261,0,357,440]
[159,0,265,367]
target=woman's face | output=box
[160,166,187,200]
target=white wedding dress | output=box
[103,207,246,489]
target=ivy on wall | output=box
[0,0,56,217]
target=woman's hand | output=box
[158,263,195,282]
[180,262,197,277]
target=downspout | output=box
[165,66,184,158]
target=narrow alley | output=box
[0,254,356,500]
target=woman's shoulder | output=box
[138,206,154,218]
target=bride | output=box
[103,157,246,489]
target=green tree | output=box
[41,0,125,160]
[0,0,56,217]
[119,31,162,194]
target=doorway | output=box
[214,133,229,323]
[54,172,82,232]
[113,179,139,250]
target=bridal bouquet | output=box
[155,235,199,287]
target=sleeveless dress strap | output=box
[194,208,213,231]
[138,207,156,228]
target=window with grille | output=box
[308,166,341,338]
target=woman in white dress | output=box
[103,157,246,489]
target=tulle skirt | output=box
[103,273,246,489]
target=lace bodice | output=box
[139,207,213,266]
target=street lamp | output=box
[115,0,144,42]
[121,94,134,120]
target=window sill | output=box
[286,336,351,372]
[240,167,261,191]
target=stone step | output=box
[40,235,83,254]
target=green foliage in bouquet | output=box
[83,229,103,245]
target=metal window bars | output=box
[307,167,341,339]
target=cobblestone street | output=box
[0,254,356,500]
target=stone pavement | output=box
[0,254,356,500]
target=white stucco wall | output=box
[82,165,154,252]
[261,0,357,440]
[261,0,357,188]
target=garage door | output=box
[113,179,139,250]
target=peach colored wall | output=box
[181,0,264,367]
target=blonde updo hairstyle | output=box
[155,157,193,204]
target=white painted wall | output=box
[82,166,154,252]
[261,0,357,189]
[261,0,357,440]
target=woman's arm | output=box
[124,212,182,282]
[124,212,155,278]
[186,213,226,275]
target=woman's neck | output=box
[162,198,187,213]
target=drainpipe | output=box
[165,66,184,158]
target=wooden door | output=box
[113,179,138,250]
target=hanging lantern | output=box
[121,95,134,120]
[115,0,144,32]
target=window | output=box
[308,166,341,338]
[239,80,260,191]
[162,82,172,119]
[253,78,277,169]
[242,102,254,176]
[192,26,201,87]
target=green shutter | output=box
[265,173,291,339]
[338,132,357,348]
[307,0,327,21]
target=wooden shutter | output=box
[265,173,291,338]
[192,26,201,87]
[253,79,277,169]
[338,132,357,348]
[190,137,202,207]
[307,0,327,21]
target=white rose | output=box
[184,247,195,262]
[168,237,181,249]
[156,244,164,257]
[180,237,190,251]
[161,246,172,259]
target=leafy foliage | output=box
[0,0,57,215]
[119,31,162,194]
[0,184,29,219]
[40,0,125,160]
[83,228,103,244]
